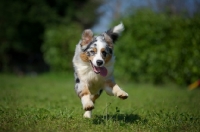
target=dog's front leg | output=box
[79,87,94,118]
[104,79,128,99]
[81,94,94,111]
[81,95,93,118]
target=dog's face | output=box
[79,23,124,76]
[80,33,113,76]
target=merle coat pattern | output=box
[72,23,128,118]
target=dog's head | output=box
[80,23,124,76]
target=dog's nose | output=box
[96,60,103,66]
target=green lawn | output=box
[0,73,200,132]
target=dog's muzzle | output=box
[90,61,107,76]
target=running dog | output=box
[72,23,128,118]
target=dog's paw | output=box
[83,111,92,118]
[83,101,94,111]
[117,91,128,100]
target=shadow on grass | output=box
[93,113,147,125]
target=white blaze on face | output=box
[92,36,106,67]
[89,36,108,77]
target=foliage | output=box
[0,0,101,72]
[42,24,82,71]
[0,74,200,131]
[114,9,200,85]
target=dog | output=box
[72,23,128,118]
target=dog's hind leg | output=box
[104,79,128,99]
[84,111,92,118]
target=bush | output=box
[42,24,82,71]
[114,9,200,85]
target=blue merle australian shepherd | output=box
[73,23,128,118]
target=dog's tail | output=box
[106,23,124,43]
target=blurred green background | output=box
[1,0,200,86]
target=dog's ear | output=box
[106,23,124,43]
[81,29,93,46]
[103,33,113,48]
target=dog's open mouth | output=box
[90,61,107,77]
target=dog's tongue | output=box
[94,66,108,77]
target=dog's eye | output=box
[102,51,107,57]
[89,50,95,55]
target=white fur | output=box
[104,84,128,97]
[72,23,128,118]
[81,95,94,110]
[73,41,115,83]
[92,36,107,67]
[83,111,92,118]
[104,86,114,96]
[113,85,128,97]
[113,23,124,35]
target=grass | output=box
[0,73,200,132]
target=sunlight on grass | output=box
[0,73,200,132]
